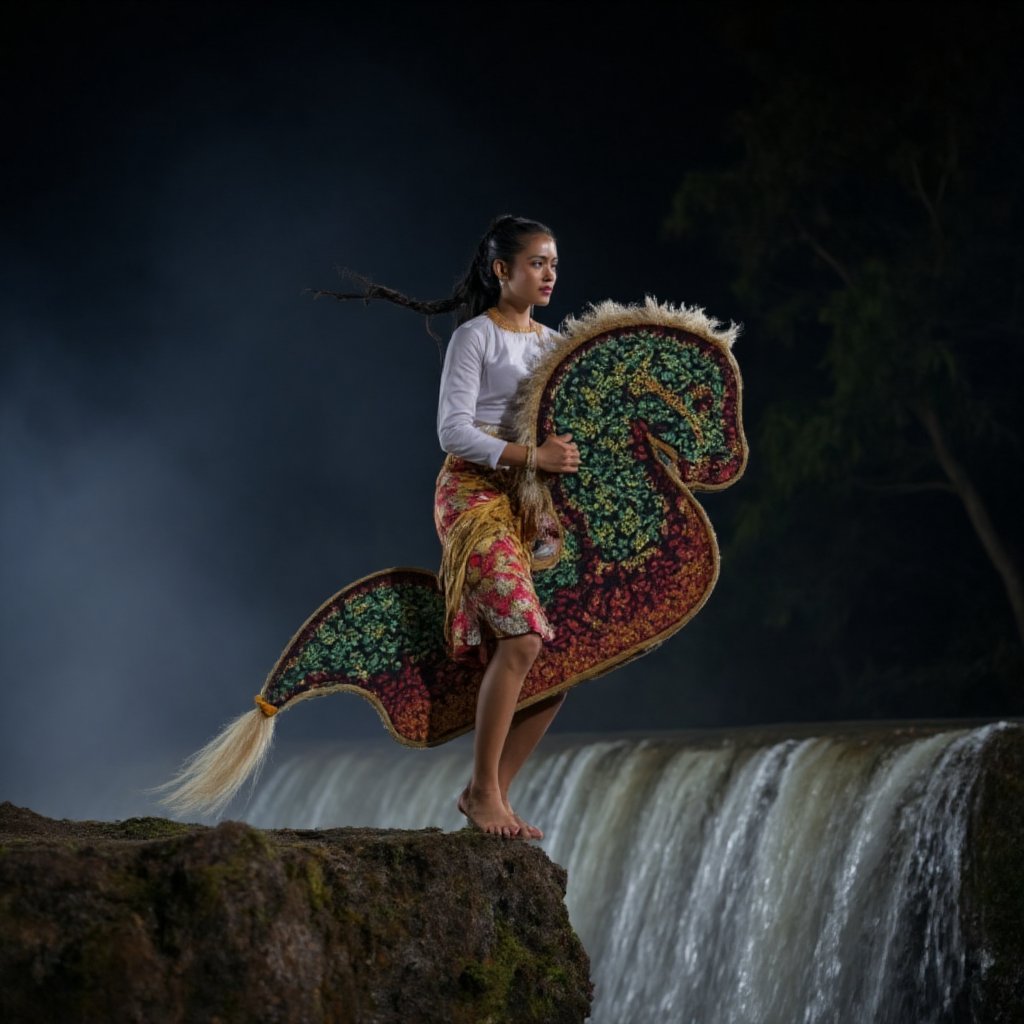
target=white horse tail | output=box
[156,698,278,817]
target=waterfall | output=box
[245,722,1009,1023]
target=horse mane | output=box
[559,296,741,348]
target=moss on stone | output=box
[296,851,329,911]
[112,816,196,840]
[452,909,585,1022]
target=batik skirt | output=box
[434,454,556,661]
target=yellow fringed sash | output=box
[438,491,532,644]
[436,443,562,645]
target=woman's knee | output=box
[497,632,542,673]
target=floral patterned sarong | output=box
[434,455,555,661]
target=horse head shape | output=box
[161,299,746,814]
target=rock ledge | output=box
[0,803,592,1024]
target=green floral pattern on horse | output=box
[268,579,443,694]
[544,328,741,567]
[263,572,473,742]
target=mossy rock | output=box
[0,802,592,1024]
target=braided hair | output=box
[314,215,555,343]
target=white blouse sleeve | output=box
[437,325,509,468]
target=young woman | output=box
[344,214,579,837]
[433,215,580,838]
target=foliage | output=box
[664,6,1024,711]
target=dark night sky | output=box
[2,2,1018,819]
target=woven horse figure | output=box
[162,299,747,814]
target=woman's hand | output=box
[537,432,580,474]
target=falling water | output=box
[245,722,1009,1023]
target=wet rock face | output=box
[964,727,1024,1023]
[0,804,592,1024]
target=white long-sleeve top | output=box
[437,311,558,468]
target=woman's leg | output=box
[462,632,542,837]
[497,692,565,800]
[496,692,566,836]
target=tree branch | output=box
[915,403,1024,652]
[792,217,855,289]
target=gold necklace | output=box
[486,306,542,335]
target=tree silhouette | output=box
[666,6,1024,705]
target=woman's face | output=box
[496,233,558,308]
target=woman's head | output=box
[455,214,556,322]
[313,213,557,338]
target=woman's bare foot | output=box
[459,784,540,839]
[458,786,521,838]
[510,810,543,840]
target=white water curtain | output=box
[246,723,1008,1024]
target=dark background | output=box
[3,2,1021,819]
